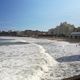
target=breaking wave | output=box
[30,43,58,80]
[0,39,58,80]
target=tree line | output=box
[48,22,80,37]
[0,22,80,37]
[0,30,17,36]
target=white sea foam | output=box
[35,43,58,66]
[0,37,58,80]
[25,43,58,80]
[0,37,80,80]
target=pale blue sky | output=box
[0,0,80,31]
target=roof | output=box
[71,32,80,36]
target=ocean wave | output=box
[30,43,58,80]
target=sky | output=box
[0,0,80,31]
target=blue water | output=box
[0,39,28,46]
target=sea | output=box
[0,37,80,80]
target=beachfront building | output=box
[70,32,80,39]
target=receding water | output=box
[0,39,29,46]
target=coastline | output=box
[36,36,80,43]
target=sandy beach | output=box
[0,37,80,80]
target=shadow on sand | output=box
[56,55,80,62]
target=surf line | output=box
[28,43,58,80]
[36,43,58,65]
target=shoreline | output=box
[36,36,80,43]
[0,36,80,43]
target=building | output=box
[70,32,80,39]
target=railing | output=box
[63,75,80,80]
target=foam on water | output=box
[0,38,58,80]
[0,37,80,80]
[24,43,58,80]
[35,43,58,66]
